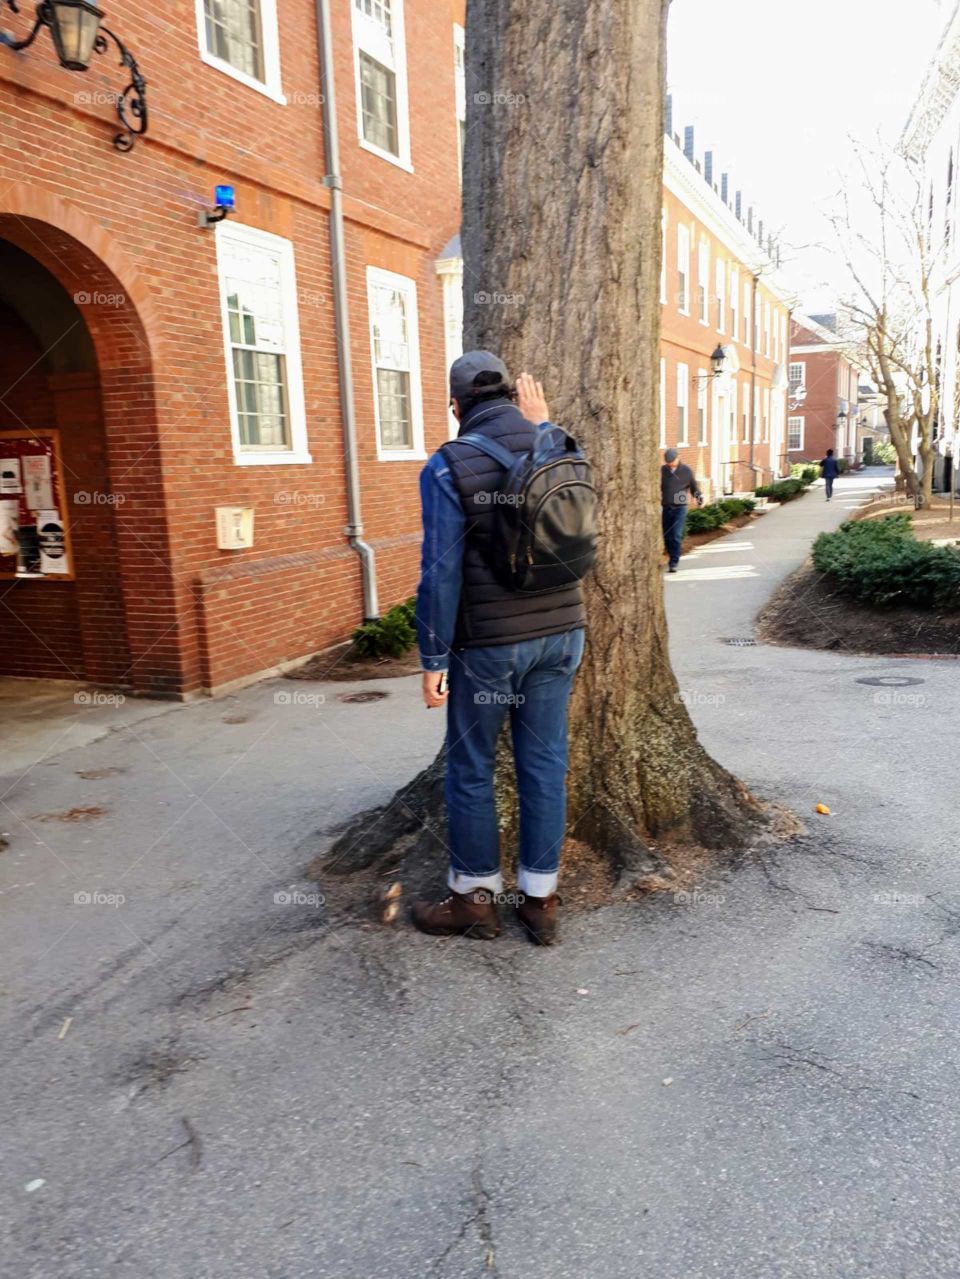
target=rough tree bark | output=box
[322,0,763,887]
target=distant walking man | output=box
[661,448,703,573]
[412,353,592,946]
[820,448,840,501]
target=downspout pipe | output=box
[749,272,759,482]
[316,0,380,621]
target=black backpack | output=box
[457,425,599,593]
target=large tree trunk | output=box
[320,0,763,889]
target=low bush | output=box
[862,439,874,465]
[351,596,417,658]
[837,457,850,475]
[812,514,960,608]
[684,496,757,536]
[873,440,897,465]
[756,478,806,502]
[790,464,820,485]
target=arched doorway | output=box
[0,206,179,695]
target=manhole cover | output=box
[856,675,925,688]
[338,690,390,704]
[724,637,757,647]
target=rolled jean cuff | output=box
[517,867,559,898]
[449,868,503,895]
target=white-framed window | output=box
[730,267,739,342]
[677,363,689,445]
[744,386,751,445]
[660,208,667,305]
[715,258,726,332]
[697,371,708,444]
[677,223,690,313]
[454,23,465,181]
[659,358,666,446]
[196,0,285,102]
[215,221,309,465]
[764,301,771,357]
[787,416,804,451]
[779,314,787,364]
[744,281,753,348]
[698,240,710,324]
[352,0,412,170]
[752,385,760,444]
[788,361,805,390]
[763,387,770,442]
[366,266,425,460]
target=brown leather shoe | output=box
[411,889,501,940]
[517,893,561,946]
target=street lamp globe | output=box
[47,0,104,72]
[710,344,727,376]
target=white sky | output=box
[667,0,948,311]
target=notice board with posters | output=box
[0,429,74,580]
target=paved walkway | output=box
[4,467,960,1279]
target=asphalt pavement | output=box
[3,466,960,1278]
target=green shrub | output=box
[790,464,820,485]
[812,515,960,608]
[351,596,417,658]
[684,497,757,536]
[862,439,874,465]
[837,457,850,475]
[873,440,897,465]
[756,478,806,502]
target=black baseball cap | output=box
[449,350,510,403]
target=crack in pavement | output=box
[427,1163,502,1278]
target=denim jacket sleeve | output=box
[415,450,466,672]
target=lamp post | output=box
[0,0,147,150]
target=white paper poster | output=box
[0,498,18,556]
[0,458,20,494]
[22,454,53,510]
[37,509,68,575]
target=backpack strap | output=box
[454,433,518,470]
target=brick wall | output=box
[0,0,465,695]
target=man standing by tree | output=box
[411,354,587,946]
[820,448,840,501]
[661,448,703,572]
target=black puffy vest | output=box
[441,400,586,650]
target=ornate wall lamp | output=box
[0,0,147,151]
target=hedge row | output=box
[812,514,960,609]
[685,497,756,535]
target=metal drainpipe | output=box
[316,0,380,621]
[749,272,759,483]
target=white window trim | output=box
[366,265,425,462]
[698,240,710,325]
[697,369,708,444]
[351,0,414,173]
[715,258,725,333]
[215,221,310,466]
[763,387,770,442]
[660,208,667,305]
[677,223,691,315]
[659,358,666,447]
[787,416,805,451]
[677,363,689,446]
[454,22,465,182]
[194,0,286,104]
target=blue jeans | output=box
[825,476,835,499]
[445,629,585,898]
[662,505,688,566]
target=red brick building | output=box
[787,315,864,464]
[0,0,464,696]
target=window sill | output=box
[233,450,313,466]
[200,50,287,104]
[359,138,414,174]
[377,449,427,463]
